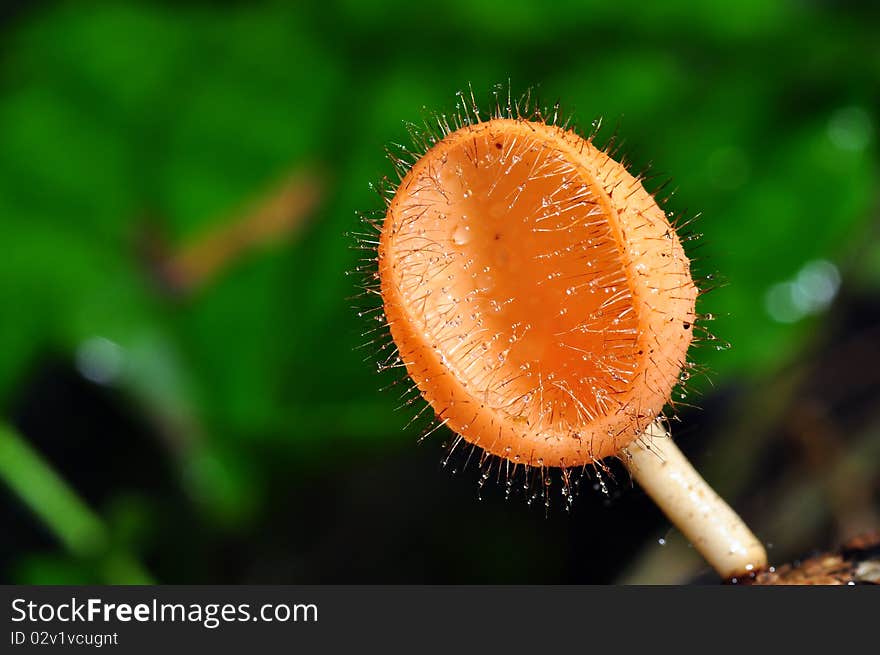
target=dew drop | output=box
[452,224,471,246]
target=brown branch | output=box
[146,168,324,295]
[751,532,880,585]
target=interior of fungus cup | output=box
[379,118,697,467]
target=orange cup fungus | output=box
[379,117,697,468]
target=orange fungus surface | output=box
[379,118,697,466]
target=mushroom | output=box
[372,103,767,581]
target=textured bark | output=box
[748,532,880,585]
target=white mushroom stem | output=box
[622,422,768,580]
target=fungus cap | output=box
[379,118,697,467]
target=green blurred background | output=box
[1,0,878,584]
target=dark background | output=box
[1,0,878,584]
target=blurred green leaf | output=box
[0,422,106,556]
